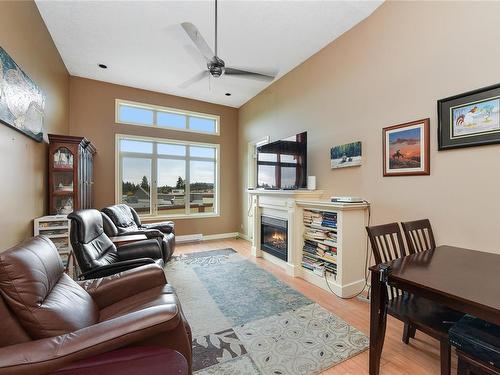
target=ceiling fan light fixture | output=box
[179,0,276,89]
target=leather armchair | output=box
[68,209,164,279]
[0,236,192,375]
[54,347,189,374]
[102,204,175,262]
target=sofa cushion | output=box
[0,236,99,339]
[99,285,177,322]
[0,294,30,347]
[102,205,139,233]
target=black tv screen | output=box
[257,132,307,189]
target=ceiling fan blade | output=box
[183,44,207,70]
[179,71,209,89]
[224,67,276,82]
[181,22,215,62]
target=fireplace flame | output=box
[272,232,284,242]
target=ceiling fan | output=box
[180,0,276,89]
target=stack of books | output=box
[321,212,337,229]
[324,262,337,275]
[302,209,339,276]
[304,228,327,241]
[301,256,325,276]
[303,210,323,226]
[316,243,337,263]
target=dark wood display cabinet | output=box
[48,134,96,215]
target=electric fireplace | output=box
[261,216,288,261]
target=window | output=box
[116,135,219,218]
[116,99,219,135]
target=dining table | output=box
[368,245,500,375]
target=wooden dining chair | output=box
[401,219,436,253]
[366,223,464,375]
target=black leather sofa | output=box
[101,204,175,262]
[68,209,164,279]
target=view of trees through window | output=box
[118,137,217,217]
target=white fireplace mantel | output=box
[247,189,324,276]
[247,189,370,297]
[247,189,324,199]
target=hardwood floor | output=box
[176,238,456,375]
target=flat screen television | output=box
[256,132,307,190]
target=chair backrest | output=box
[401,219,436,253]
[101,204,142,235]
[366,223,408,264]
[366,223,409,300]
[68,209,119,273]
[0,236,98,340]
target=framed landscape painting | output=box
[438,83,500,150]
[383,118,430,177]
[330,141,362,169]
[0,47,45,142]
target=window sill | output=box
[140,213,220,222]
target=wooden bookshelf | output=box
[295,200,369,298]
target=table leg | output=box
[369,269,388,375]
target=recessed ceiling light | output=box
[225,93,231,96]
[98,64,108,69]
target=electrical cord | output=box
[323,200,372,300]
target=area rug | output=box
[165,249,368,375]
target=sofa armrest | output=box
[142,222,174,234]
[0,305,180,375]
[54,347,188,375]
[79,258,156,280]
[111,229,164,239]
[78,264,167,309]
[117,240,163,261]
[141,229,164,239]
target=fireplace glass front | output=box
[261,216,288,261]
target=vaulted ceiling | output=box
[36,0,382,107]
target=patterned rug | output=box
[165,249,368,375]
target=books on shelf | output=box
[302,209,339,276]
[321,211,337,229]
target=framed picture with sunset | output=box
[383,118,430,176]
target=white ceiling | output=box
[36,0,382,108]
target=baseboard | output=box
[203,232,239,241]
[176,234,203,243]
[176,232,240,243]
[237,232,251,241]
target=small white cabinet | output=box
[34,215,73,271]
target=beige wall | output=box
[239,1,500,253]
[69,77,239,236]
[0,1,69,250]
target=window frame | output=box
[115,99,220,135]
[115,134,220,220]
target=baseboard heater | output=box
[176,234,203,243]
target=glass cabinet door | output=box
[53,171,73,192]
[53,147,74,169]
[53,195,74,215]
[52,146,75,214]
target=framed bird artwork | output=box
[438,83,500,150]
